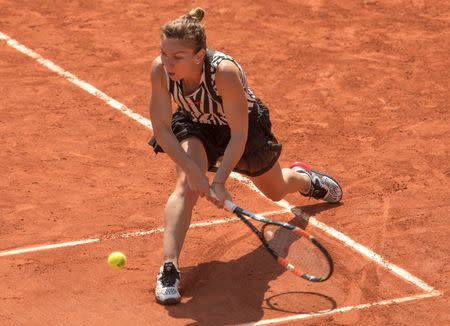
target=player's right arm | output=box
[149,58,211,197]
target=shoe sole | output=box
[156,296,181,305]
[290,161,343,203]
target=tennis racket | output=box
[224,200,333,282]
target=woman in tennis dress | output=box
[148,7,342,304]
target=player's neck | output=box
[182,64,203,93]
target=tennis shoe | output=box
[155,262,181,305]
[290,162,343,203]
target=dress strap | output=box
[204,49,222,103]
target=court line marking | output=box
[0,31,441,321]
[0,239,100,257]
[240,290,442,325]
[0,209,289,257]
[0,31,152,130]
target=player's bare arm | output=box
[213,60,249,186]
[209,60,248,205]
[149,58,210,196]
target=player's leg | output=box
[163,137,208,266]
[242,99,341,203]
[156,136,208,305]
[249,161,310,202]
[249,160,342,203]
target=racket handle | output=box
[224,200,237,213]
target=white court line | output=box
[309,217,435,292]
[0,208,289,257]
[0,31,152,129]
[0,239,100,257]
[280,204,435,292]
[240,291,442,325]
[0,30,441,322]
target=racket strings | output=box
[263,225,330,278]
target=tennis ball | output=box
[107,251,127,269]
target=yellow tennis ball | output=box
[107,251,127,269]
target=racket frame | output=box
[224,200,333,282]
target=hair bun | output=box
[187,7,205,22]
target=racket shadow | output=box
[265,291,336,314]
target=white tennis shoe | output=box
[290,162,343,203]
[155,262,181,305]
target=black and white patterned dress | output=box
[165,50,257,125]
[150,49,281,177]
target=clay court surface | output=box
[1,0,449,325]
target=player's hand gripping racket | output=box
[224,200,333,282]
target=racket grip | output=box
[224,200,237,213]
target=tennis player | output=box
[149,8,343,305]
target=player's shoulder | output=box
[215,52,241,80]
[151,56,164,76]
[150,56,167,87]
[215,63,243,93]
[217,59,240,73]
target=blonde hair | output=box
[161,8,207,53]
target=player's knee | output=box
[175,176,198,202]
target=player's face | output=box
[160,37,203,81]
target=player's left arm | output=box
[213,60,249,187]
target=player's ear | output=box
[195,48,205,64]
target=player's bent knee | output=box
[175,178,198,202]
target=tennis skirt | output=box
[148,99,282,177]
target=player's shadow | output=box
[163,203,339,325]
[165,248,284,325]
[293,202,343,219]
